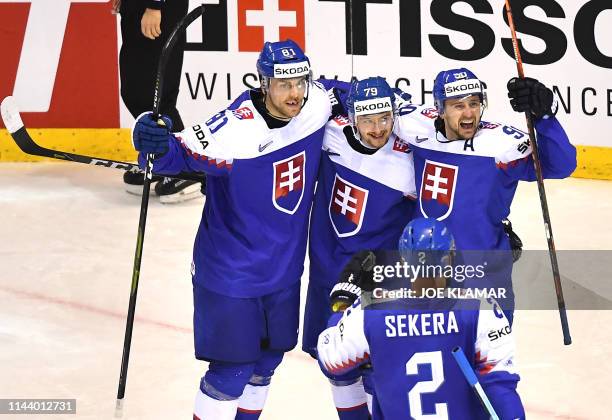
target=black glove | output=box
[330,251,376,312]
[502,219,523,262]
[507,77,555,119]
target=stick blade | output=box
[1,96,24,134]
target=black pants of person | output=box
[119,0,188,131]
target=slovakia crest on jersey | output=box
[421,107,439,119]
[232,107,254,120]
[333,115,350,126]
[393,137,410,153]
[329,174,369,237]
[419,160,458,221]
[273,151,305,214]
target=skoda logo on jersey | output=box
[354,98,393,116]
[273,151,306,215]
[329,174,369,237]
[273,61,310,78]
[419,160,458,221]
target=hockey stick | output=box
[503,0,571,346]
[452,347,500,420]
[114,5,205,418]
[0,97,202,182]
[349,0,354,79]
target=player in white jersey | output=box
[392,68,576,325]
[131,40,345,419]
[304,77,416,419]
[318,218,525,419]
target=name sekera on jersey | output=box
[385,311,459,337]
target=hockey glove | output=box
[507,77,556,119]
[393,87,412,104]
[502,219,523,262]
[330,251,376,312]
[132,112,173,155]
[329,86,350,117]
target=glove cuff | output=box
[541,96,558,120]
[330,282,362,299]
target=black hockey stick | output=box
[504,0,571,345]
[114,5,205,418]
[0,97,202,182]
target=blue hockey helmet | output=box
[346,76,396,123]
[433,68,487,114]
[398,218,455,268]
[256,39,311,88]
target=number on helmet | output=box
[281,48,296,57]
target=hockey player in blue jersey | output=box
[131,40,346,419]
[317,218,526,419]
[393,68,577,324]
[303,77,416,418]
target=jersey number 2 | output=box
[406,351,448,419]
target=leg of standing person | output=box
[118,0,205,201]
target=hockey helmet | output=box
[433,67,487,114]
[346,76,396,123]
[256,39,311,84]
[398,218,455,269]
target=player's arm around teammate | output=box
[393,69,577,181]
[131,40,343,420]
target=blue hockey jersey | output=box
[309,115,417,289]
[318,297,525,419]
[393,103,576,251]
[141,82,334,297]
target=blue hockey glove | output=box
[507,77,556,119]
[329,86,350,117]
[132,112,173,155]
[330,251,376,312]
[393,87,412,103]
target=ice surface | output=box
[0,162,610,419]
